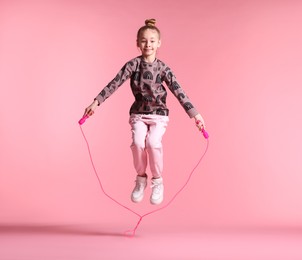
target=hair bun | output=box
[145,19,156,27]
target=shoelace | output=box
[150,183,162,194]
[134,181,146,191]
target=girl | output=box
[83,19,206,205]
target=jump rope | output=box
[78,114,209,237]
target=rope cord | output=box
[80,125,209,237]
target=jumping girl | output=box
[83,19,206,205]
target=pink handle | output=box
[201,128,209,139]
[78,115,89,125]
[196,120,209,139]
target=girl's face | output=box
[137,29,161,62]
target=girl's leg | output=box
[129,114,148,176]
[145,115,168,205]
[145,115,169,178]
[129,114,149,203]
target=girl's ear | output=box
[136,39,139,47]
[158,40,161,48]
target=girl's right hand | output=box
[194,113,205,131]
[84,100,99,117]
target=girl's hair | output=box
[137,19,161,39]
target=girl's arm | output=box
[83,60,134,117]
[94,62,132,106]
[163,67,206,130]
[163,67,206,125]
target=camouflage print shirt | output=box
[95,56,198,118]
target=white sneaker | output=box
[150,177,164,205]
[131,175,147,203]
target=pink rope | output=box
[79,125,209,237]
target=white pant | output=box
[129,114,169,178]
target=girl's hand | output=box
[84,100,99,117]
[194,113,205,131]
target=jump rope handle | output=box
[201,128,209,139]
[196,120,209,139]
[78,115,89,125]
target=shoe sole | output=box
[131,195,144,203]
[150,198,163,205]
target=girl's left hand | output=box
[194,114,205,131]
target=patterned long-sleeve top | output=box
[95,56,198,118]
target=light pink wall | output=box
[1,0,302,228]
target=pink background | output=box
[1,0,302,233]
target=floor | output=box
[1,223,302,260]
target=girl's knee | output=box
[146,137,162,149]
[131,139,146,150]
